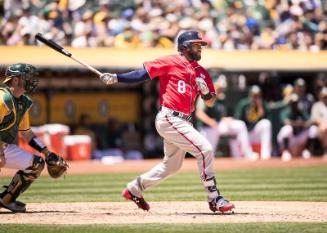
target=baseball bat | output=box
[35,33,102,76]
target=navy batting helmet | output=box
[177,31,207,51]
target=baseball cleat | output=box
[15,200,26,208]
[0,198,26,213]
[209,196,235,213]
[122,188,150,211]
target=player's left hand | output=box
[45,152,68,178]
[196,77,209,95]
[100,73,118,85]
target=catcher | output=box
[0,63,68,213]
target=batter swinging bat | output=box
[35,33,102,76]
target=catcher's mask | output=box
[177,31,207,61]
[3,63,39,93]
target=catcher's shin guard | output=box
[0,155,44,211]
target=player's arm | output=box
[203,95,216,107]
[100,56,171,85]
[0,94,11,168]
[19,111,68,178]
[18,111,48,155]
[195,99,217,127]
[21,128,55,158]
[280,110,294,126]
[100,69,150,85]
[19,111,38,143]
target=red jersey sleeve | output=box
[196,67,215,95]
[143,56,171,80]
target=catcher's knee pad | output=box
[0,156,45,204]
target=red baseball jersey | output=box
[144,54,215,114]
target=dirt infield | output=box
[1,157,327,224]
[1,201,327,224]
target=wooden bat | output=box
[35,33,102,76]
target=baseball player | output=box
[278,93,319,161]
[234,85,272,160]
[100,31,235,213]
[311,87,327,156]
[195,78,258,160]
[0,63,67,213]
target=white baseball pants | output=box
[2,144,34,170]
[127,109,215,198]
[199,118,254,159]
[248,119,272,160]
[277,125,319,149]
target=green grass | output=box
[1,165,326,232]
[0,165,326,203]
[0,223,326,233]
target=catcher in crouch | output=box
[0,63,68,213]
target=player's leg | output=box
[251,119,272,160]
[319,124,327,155]
[123,140,185,210]
[184,130,234,213]
[290,130,309,157]
[199,125,220,155]
[125,140,185,195]
[123,113,188,210]
[227,119,257,160]
[291,126,319,158]
[217,119,241,158]
[0,144,45,213]
[228,139,241,159]
[277,125,294,160]
[306,125,320,157]
[156,116,234,213]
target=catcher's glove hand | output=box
[45,152,68,178]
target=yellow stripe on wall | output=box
[49,92,141,124]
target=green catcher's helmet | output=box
[4,63,39,93]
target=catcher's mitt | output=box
[45,152,68,178]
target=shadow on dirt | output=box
[0,210,78,214]
[183,212,249,216]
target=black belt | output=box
[160,107,192,121]
[172,111,192,121]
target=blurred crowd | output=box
[0,0,327,50]
[194,76,327,161]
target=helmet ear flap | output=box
[178,41,191,52]
[178,43,186,52]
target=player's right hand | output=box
[100,73,118,85]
